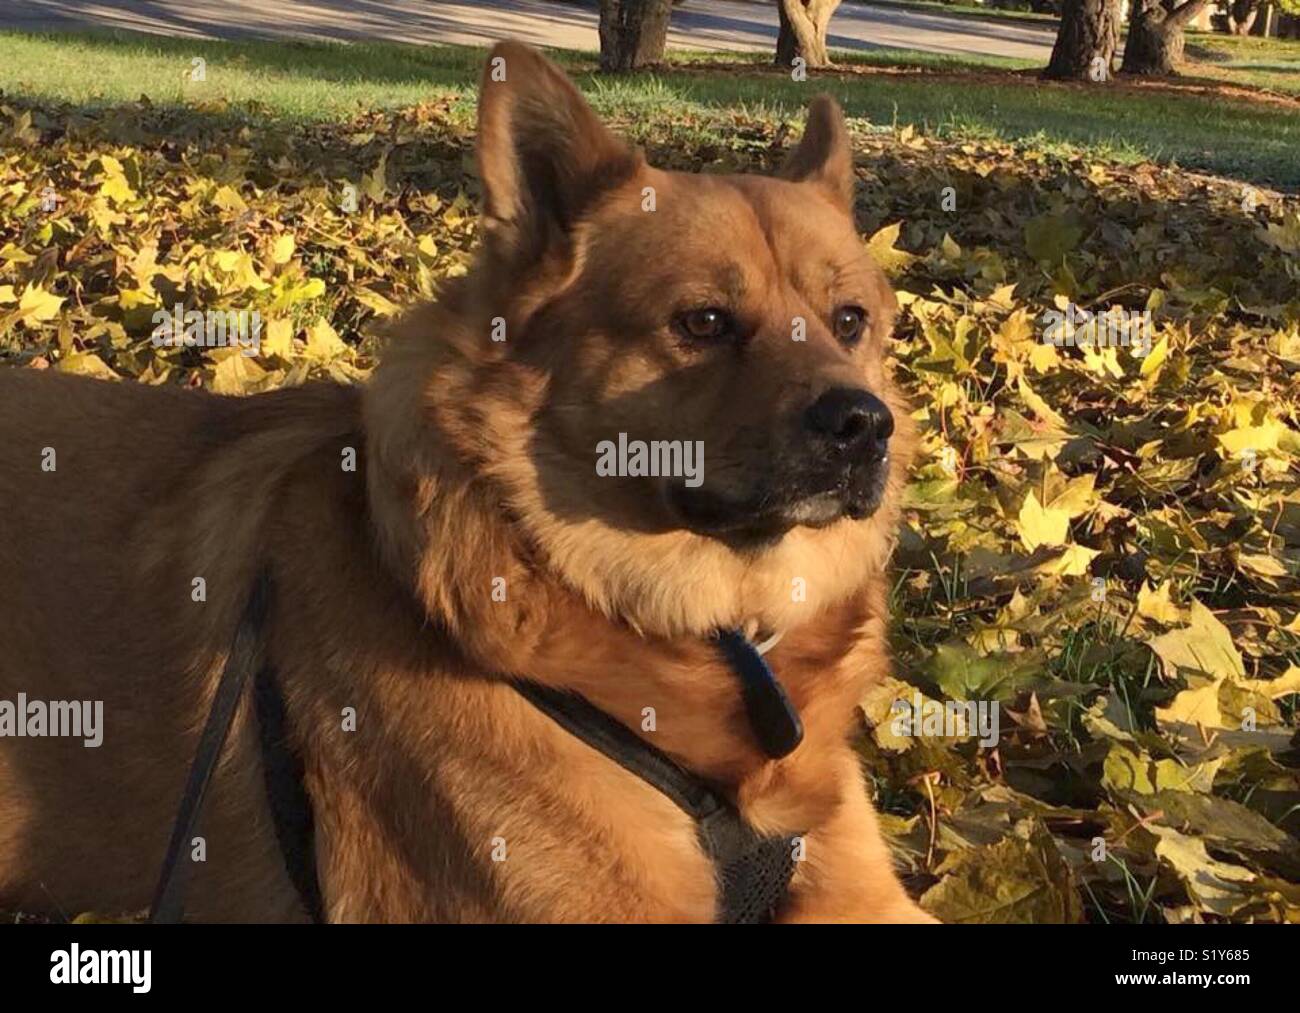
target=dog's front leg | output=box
[776,756,937,924]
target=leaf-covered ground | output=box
[2,54,1299,924]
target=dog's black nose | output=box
[804,388,893,448]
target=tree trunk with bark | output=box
[598,0,673,72]
[1120,0,1211,75]
[1043,0,1121,80]
[775,0,842,69]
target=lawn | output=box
[0,30,1298,184]
[1,29,1298,923]
[1184,31,1300,96]
[855,0,1062,26]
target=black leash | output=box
[152,573,804,923]
[150,572,322,924]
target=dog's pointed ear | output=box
[778,95,854,213]
[476,42,642,263]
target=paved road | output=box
[2,0,1056,61]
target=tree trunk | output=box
[598,0,673,72]
[775,0,842,69]
[1120,0,1210,75]
[1043,0,1121,80]
[1226,0,1259,34]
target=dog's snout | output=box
[804,388,894,448]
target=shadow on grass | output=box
[1217,62,1300,75]
[575,65,1300,189]
[1,28,1297,188]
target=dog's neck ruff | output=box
[151,576,805,924]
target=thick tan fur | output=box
[0,42,930,923]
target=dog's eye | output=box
[678,307,734,342]
[833,305,868,345]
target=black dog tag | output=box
[716,629,804,760]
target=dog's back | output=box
[0,370,357,919]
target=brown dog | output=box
[0,42,928,923]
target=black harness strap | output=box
[514,678,803,924]
[513,680,722,821]
[150,573,322,924]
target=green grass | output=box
[1185,31,1300,95]
[852,0,1061,27]
[677,44,1038,73]
[625,67,1298,184]
[0,31,488,118]
[1186,28,1300,59]
[0,29,1297,186]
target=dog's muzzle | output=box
[665,386,893,543]
[789,385,893,522]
